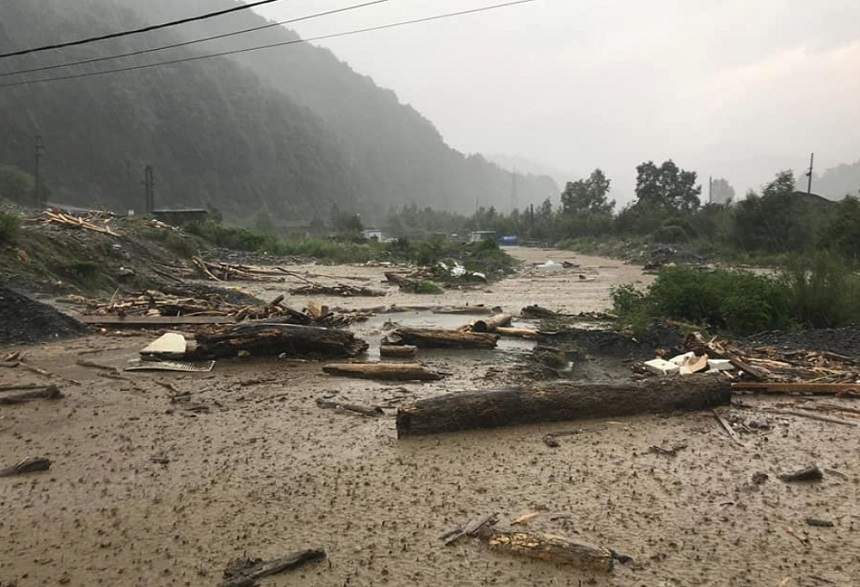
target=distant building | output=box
[362,228,384,241]
[469,230,497,244]
[151,208,208,226]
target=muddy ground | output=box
[1,247,858,586]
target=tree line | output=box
[385,160,860,262]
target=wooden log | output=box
[80,315,236,326]
[386,328,498,349]
[0,385,63,405]
[380,345,418,358]
[396,376,731,437]
[0,457,52,477]
[733,382,860,397]
[474,526,616,571]
[471,313,513,333]
[323,362,442,381]
[220,549,326,587]
[495,327,540,339]
[315,398,384,417]
[191,323,368,359]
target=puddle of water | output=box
[354,311,537,360]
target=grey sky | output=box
[254,0,860,204]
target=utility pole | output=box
[510,171,518,212]
[805,152,814,195]
[33,135,45,208]
[143,165,155,213]
[708,176,713,204]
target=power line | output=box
[0,0,537,90]
[0,0,389,79]
[0,0,284,60]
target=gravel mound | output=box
[0,287,89,345]
[743,327,860,357]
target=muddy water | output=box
[1,249,858,586]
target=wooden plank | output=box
[80,315,237,326]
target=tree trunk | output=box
[475,526,616,571]
[192,323,368,359]
[386,328,498,349]
[396,376,730,437]
[380,345,417,358]
[322,362,442,381]
[471,313,513,333]
[0,385,63,405]
[495,327,540,339]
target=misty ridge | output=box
[0,0,557,223]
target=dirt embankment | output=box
[0,286,89,344]
[1,248,858,587]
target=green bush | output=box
[0,212,20,244]
[782,253,860,328]
[612,259,860,335]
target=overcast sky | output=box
[254,0,860,203]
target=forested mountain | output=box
[0,0,556,222]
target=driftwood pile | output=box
[686,332,859,397]
[62,290,367,328]
[35,209,121,237]
[289,283,386,297]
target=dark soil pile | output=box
[0,287,89,345]
[743,327,860,357]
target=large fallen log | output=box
[191,323,368,359]
[0,385,63,405]
[396,376,731,437]
[386,328,498,349]
[323,362,443,381]
[471,313,513,333]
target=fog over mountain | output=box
[0,0,557,222]
[257,0,860,203]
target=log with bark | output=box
[495,327,540,339]
[220,549,326,587]
[475,526,618,571]
[0,457,52,477]
[0,385,63,405]
[323,362,443,381]
[443,514,624,571]
[191,323,368,359]
[386,328,498,349]
[471,313,513,333]
[397,376,730,437]
[733,382,860,397]
[315,398,384,417]
[380,344,418,358]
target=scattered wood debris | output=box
[289,284,386,297]
[712,409,746,447]
[0,456,52,478]
[219,549,326,587]
[36,209,120,237]
[315,398,384,417]
[322,362,443,381]
[190,323,368,359]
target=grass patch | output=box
[612,255,860,336]
[0,212,20,244]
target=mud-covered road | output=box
[1,248,858,586]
